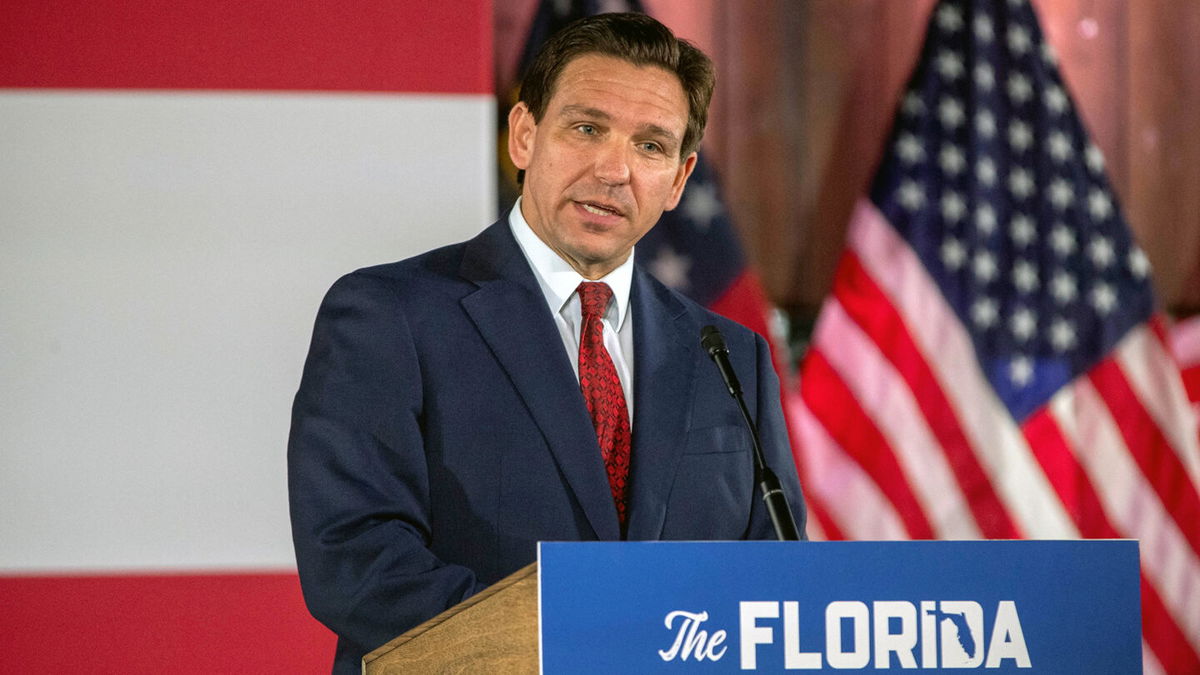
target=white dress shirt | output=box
[508,198,635,422]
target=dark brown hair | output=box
[518,12,715,159]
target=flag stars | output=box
[975,204,998,235]
[1041,40,1059,66]
[903,91,926,117]
[648,245,692,290]
[941,190,967,223]
[976,157,997,186]
[973,250,999,283]
[1010,214,1036,246]
[976,110,997,138]
[972,296,999,328]
[1007,73,1034,104]
[1045,84,1068,114]
[1051,270,1078,304]
[936,4,964,32]
[1009,355,1034,387]
[1087,188,1112,221]
[1048,178,1075,210]
[942,236,967,270]
[974,63,995,91]
[1088,235,1115,268]
[938,97,966,129]
[1008,120,1033,152]
[1129,248,1150,278]
[1049,318,1077,352]
[974,15,995,42]
[1090,282,1117,315]
[1010,307,1037,342]
[1085,143,1106,174]
[1048,130,1073,163]
[1013,259,1039,293]
[682,181,722,231]
[936,50,965,80]
[940,144,966,175]
[1007,25,1033,54]
[898,179,926,211]
[1050,224,1077,256]
[896,132,925,164]
[1008,168,1035,199]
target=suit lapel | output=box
[626,268,695,540]
[458,222,620,541]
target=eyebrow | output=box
[558,104,681,147]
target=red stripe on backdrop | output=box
[833,251,1022,539]
[0,0,491,94]
[0,572,336,673]
[800,351,935,539]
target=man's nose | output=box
[593,141,631,186]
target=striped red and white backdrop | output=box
[0,1,493,672]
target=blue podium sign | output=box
[538,541,1140,673]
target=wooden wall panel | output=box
[1128,0,1200,312]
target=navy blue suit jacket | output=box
[288,220,805,672]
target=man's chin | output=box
[550,240,616,275]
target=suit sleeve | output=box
[743,331,809,540]
[287,271,485,657]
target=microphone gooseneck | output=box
[701,325,801,541]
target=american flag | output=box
[639,149,775,339]
[790,1,1200,671]
[503,0,776,340]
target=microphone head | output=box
[700,325,727,357]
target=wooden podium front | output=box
[362,563,539,674]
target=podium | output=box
[363,563,539,674]
[363,541,1141,673]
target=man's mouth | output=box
[577,201,623,218]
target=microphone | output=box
[700,325,742,397]
[701,325,801,541]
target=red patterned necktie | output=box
[576,281,632,532]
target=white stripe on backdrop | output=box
[0,90,495,571]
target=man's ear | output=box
[664,151,699,211]
[508,102,536,170]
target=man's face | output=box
[508,53,698,280]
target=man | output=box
[288,12,805,673]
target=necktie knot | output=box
[577,281,613,320]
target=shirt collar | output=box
[508,197,633,330]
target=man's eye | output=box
[577,125,597,135]
[639,142,662,153]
